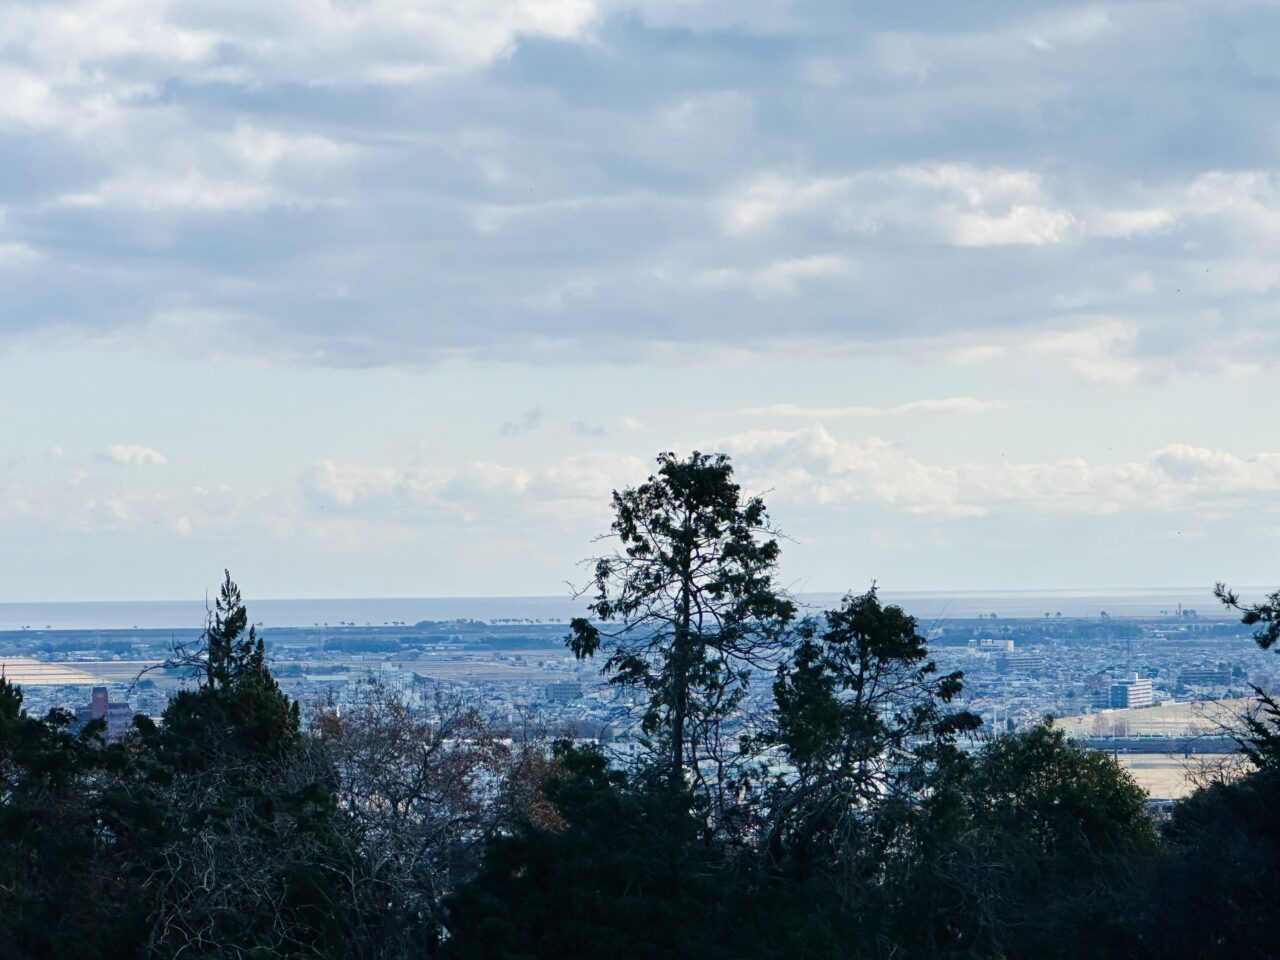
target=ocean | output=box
[0,587,1240,632]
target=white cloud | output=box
[748,253,854,296]
[1153,444,1280,491]
[744,397,997,418]
[0,241,39,267]
[299,458,537,519]
[719,173,847,235]
[1,0,602,105]
[297,450,645,524]
[61,172,274,213]
[1087,207,1175,238]
[945,319,1140,383]
[58,123,354,212]
[533,451,647,502]
[721,425,1280,519]
[696,253,856,298]
[1182,170,1280,232]
[101,443,168,466]
[302,460,406,509]
[1078,169,1280,242]
[1024,10,1111,52]
[0,210,40,267]
[1022,320,1141,383]
[950,204,1076,247]
[716,162,1280,258]
[720,164,1079,247]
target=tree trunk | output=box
[670,520,694,787]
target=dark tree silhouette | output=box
[758,588,980,892]
[566,451,795,800]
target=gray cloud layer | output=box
[3,1,1280,376]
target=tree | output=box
[1143,762,1280,959]
[312,680,544,955]
[567,451,795,800]
[0,675,152,959]
[759,588,980,892]
[141,570,351,959]
[1213,581,1280,767]
[167,569,285,697]
[1134,581,1280,958]
[894,725,1156,959]
[1215,581,1280,650]
[442,743,731,960]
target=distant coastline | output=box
[0,586,1242,632]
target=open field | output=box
[1055,698,1254,738]
[0,658,160,686]
[1116,753,1244,800]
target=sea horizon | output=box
[0,585,1248,632]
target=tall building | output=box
[997,652,1046,676]
[544,681,583,704]
[1109,675,1154,709]
[1179,667,1231,687]
[73,686,135,739]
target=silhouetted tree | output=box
[758,587,979,897]
[312,680,548,955]
[1137,580,1280,957]
[1141,762,1280,959]
[895,725,1156,959]
[0,676,153,959]
[443,743,732,960]
[567,451,795,807]
[140,571,350,959]
[1215,580,1280,650]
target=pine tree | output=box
[567,451,795,802]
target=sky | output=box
[2,0,1279,602]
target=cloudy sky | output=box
[2,0,1279,602]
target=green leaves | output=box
[769,588,980,784]
[566,450,795,793]
[1216,580,1280,650]
[565,617,600,659]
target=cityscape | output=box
[5,590,1270,803]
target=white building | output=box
[1109,674,1153,709]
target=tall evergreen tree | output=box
[567,451,795,801]
[758,588,979,891]
[141,571,350,959]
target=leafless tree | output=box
[311,680,554,955]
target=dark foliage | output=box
[443,744,732,960]
[757,588,981,897]
[888,725,1156,959]
[0,573,360,960]
[0,676,153,959]
[566,451,796,804]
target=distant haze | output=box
[0,588,1239,632]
